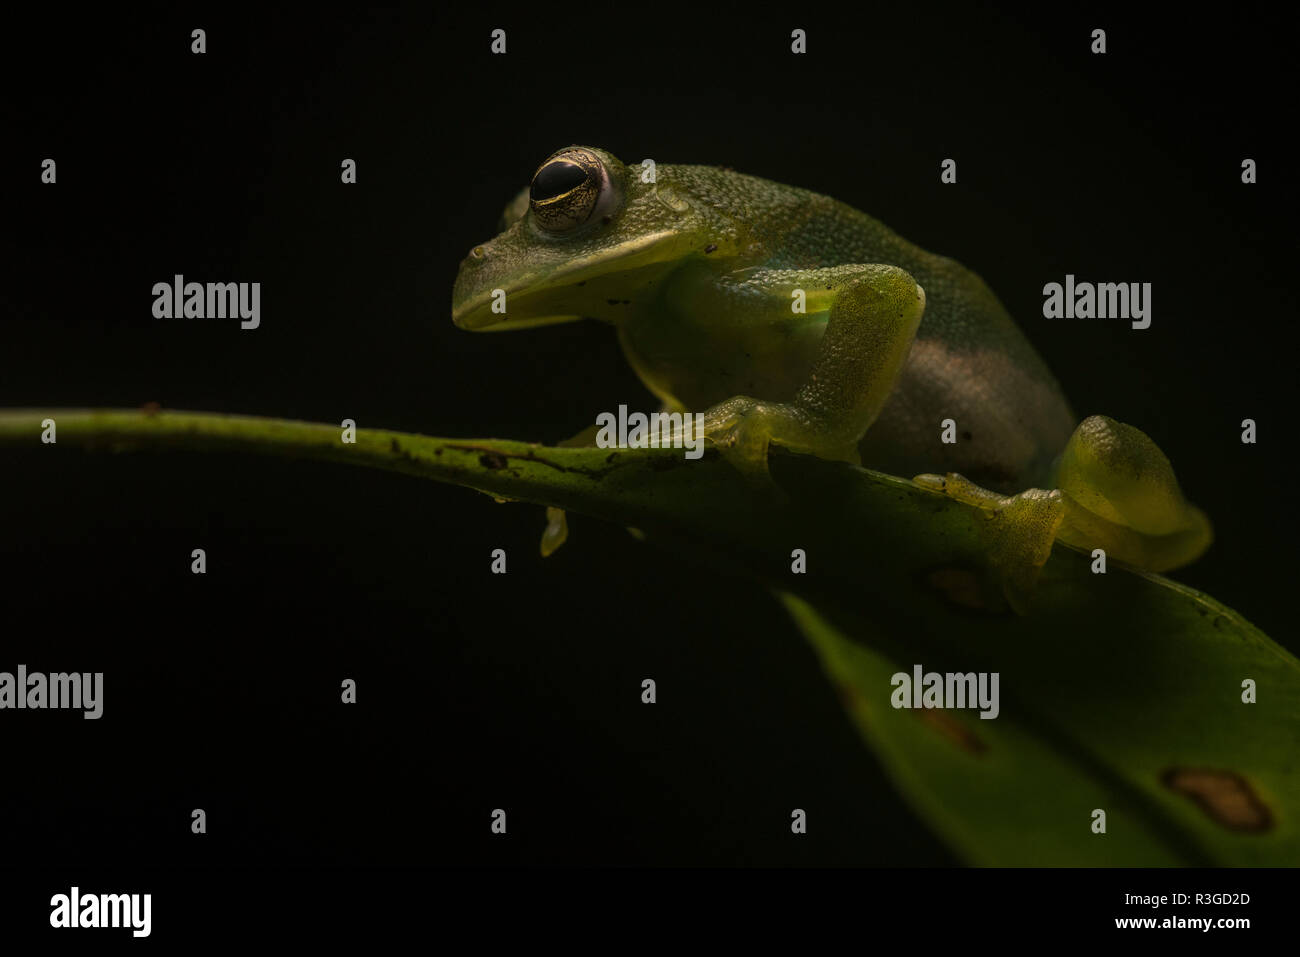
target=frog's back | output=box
[758,178,1076,490]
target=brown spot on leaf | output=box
[1162,767,1273,832]
[703,243,717,254]
[140,401,162,417]
[923,565,1010,615]
[925,567,987,610]
[478,451,508,470]
[915,709,987,755]
[390,438,401,453]
[834,680,865,713]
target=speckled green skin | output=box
[634,165,1081,490]
[454,149,1074,491]
[452,148,1211,570]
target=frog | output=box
[450,146,1212,586]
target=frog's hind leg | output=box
[1047,415,1212,572]
[912,416,1212,607]
[911,472,1065,612]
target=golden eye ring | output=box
[529,147,610,233]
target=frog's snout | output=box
[451,245,490,329]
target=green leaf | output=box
[782,588,1296,865]
[3,408,1296,864]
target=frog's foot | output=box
[695,395,860,498]
[540,506,568,557]
[913,472,1064,613]
[537,422,607,557]
[698,395,782,488]
[1048,415,1212,571]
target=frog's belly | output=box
[857,337,1076,492]
[621,309,1074,492]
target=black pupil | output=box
[531,161,589,203]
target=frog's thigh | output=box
[1048,415,1212,571]
[702,264,925,474]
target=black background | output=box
[2,4,1295,872]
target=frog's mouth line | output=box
[451,230,688,331]
[463,313,585,332]
[450,283,588,331]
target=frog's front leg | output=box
[699,264,926,481]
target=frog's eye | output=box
[529,147,615,233]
